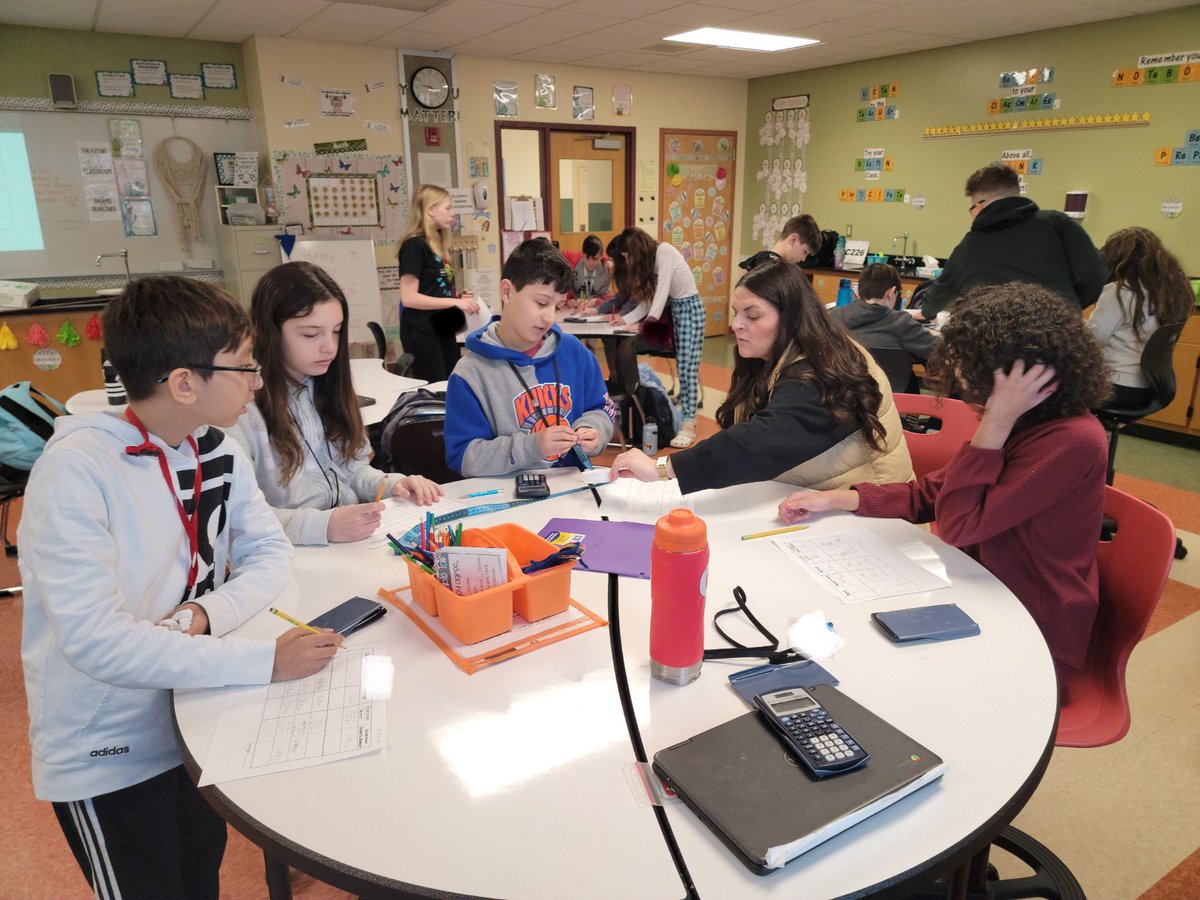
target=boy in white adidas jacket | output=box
[19,277,342,899]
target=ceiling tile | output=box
[367,28,462,49]
[188,0,330,40]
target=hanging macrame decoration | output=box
[154,136,208,252]
[85,314,104,341]
[57,320,81,347]
[0,323,18,350]
[27,322,49,347]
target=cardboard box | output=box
[0,280,41,308]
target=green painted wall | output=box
[0,26,246,108]
[742,7,1200,273]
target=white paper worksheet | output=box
[360,496,466,549]
[198,648,386,785]
[599,477,695,521]
[774,527,950,604]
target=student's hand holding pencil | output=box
[327,503,383,543]
[271,627,344,681]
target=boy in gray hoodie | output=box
[445,239,616,476]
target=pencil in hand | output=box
[373,478,387,503]
[269,607,320,634]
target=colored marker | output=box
[465,488,501,498]
[269,607,320,634]
[740,524,809,541]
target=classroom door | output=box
[548,130,627,255]
[659,129,737,336]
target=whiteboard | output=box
[0,109,252,279]
[284,239,383,344]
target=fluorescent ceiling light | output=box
[664,28,819,53]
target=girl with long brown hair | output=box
[229,261,442,545]
[398,184,480,380]
[1092,226,1193,408]
[610,259,912,492]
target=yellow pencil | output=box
[373,478,387,503]
[740,524,809,541]
[269,607,320,634]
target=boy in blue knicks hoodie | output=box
[446,238,616,476]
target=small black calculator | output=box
[753,687,869,777]
[515,472,551,499]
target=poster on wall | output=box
[306,174,380,227]
[659,130,737,337]
[612,84,632,117]
[494,81,518,117]
[272,151,409,240]
[572,86,594,120]
[534,74,556,110]
[319,88,356,117]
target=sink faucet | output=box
[892,233,912,269]
[97,250,131,280]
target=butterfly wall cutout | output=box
[338,159,352,171]
[376,164,390,177]
[295,164,310,178]
[286,185,301,197]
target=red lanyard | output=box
[123,409,203,592]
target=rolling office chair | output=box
[981,485,1176,899]
[891,393,979,480]
[606,336,646,451]
[1091,321,1186,560]
[635,307,703,408]
[366,320,414,377]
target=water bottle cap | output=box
[655,508,707,552]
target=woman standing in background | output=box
[1091,226,1193,408]
[398,184,480,381]
[610,227,704,448]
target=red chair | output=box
[980,485,1176,898]
[891,393,979,479]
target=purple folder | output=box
[538,517,654,579]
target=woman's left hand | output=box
[394,475,444,505]
[609,448,659,482]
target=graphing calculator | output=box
[753,688,870,777]
[515,472,551,499]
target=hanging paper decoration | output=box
[57,320,82,347]
[666,163,680,177]
[0,323,18,350]
[85,314,104,341]
[27,322,50,347]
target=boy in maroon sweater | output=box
[777,283,1112,686]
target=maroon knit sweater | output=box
[853,414,1107,671]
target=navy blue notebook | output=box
[871,603,979,642]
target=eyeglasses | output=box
[968,199,988,214]
[156,364,263,384]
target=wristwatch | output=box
[656,456,671,481]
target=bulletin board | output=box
[658,130,737,336]
[272,151,408,239]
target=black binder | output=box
[652,684,947,875]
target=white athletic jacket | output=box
[19,412,292,801]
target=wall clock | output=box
[412,66,450,109]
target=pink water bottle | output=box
[650,508,709,685]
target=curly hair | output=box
[927,283,1112,428]
[1101,226,1193,338]
[717,260,886,451]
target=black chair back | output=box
[1139,320,1184,413]
[865,346,918,395]
[388,418,463,484]
[366,321,387,359]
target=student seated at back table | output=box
[19,277,342,900]
[829,263,938,380]
[1090,225,1194,409]
[739,213,821,272]
[779,283,1111,688]
[228,261,442,546]
[573,233,612,301]
[610,259,913,493]
[445,238,617,476]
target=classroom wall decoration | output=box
[1112,50,1200,86]
[753,101,810,246]
[999,148,1044,175]
[856,83,900,122]
[660,130,737,336]
[272,151,408,239]
[924,111,1150,138]
[1154,129,1200,166]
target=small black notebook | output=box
[652,684,946,875]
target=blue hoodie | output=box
[445,320,616,476]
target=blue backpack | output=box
[0,382,66,471]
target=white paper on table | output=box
[773,527,950,604]
[198,647,386,786]
[599,477,695,521]
[360,496,465,549]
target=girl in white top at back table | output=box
[1091,226,1193,409]
[229,261,442,546]
[610,227,703,447]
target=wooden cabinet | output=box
[216,225,280,307]
[1142,313,1200,435]
[805,267,924,307]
